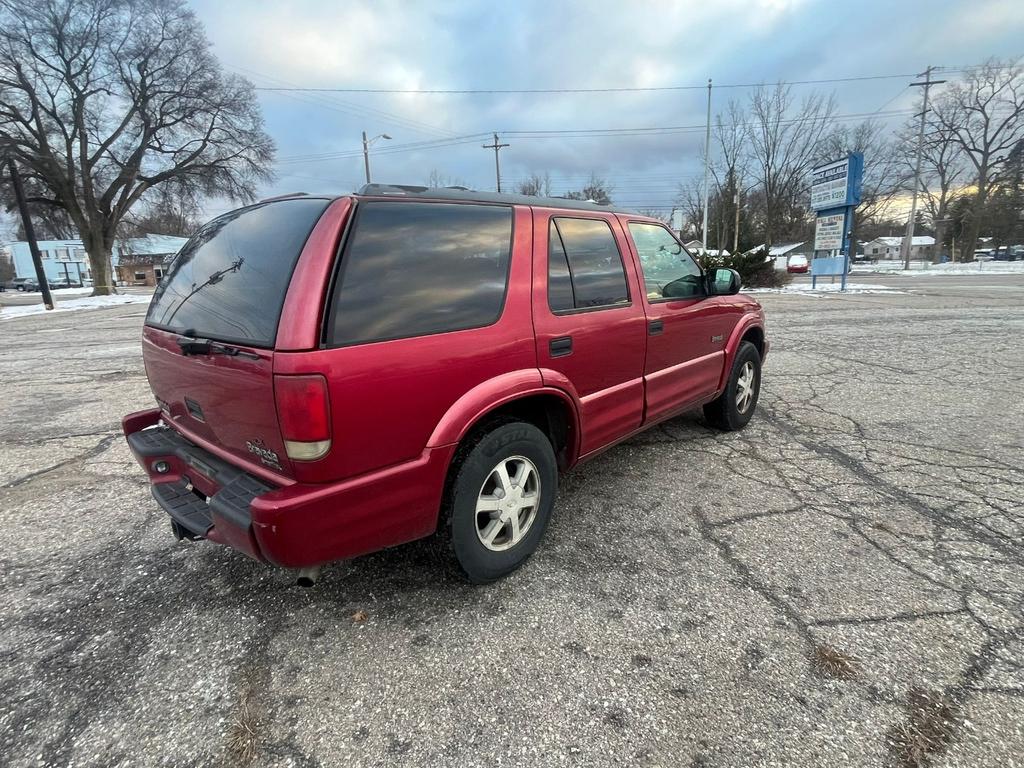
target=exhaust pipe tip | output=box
[296,566,321,588]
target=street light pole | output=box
[361,131,392,185]
[362,131,370,185]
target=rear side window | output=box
[146,198,330,346]
[328,202,513,346]
[549,217,629,311]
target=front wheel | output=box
[704,341,762,431]
[442,420,557,583]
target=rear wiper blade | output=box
[175,336,260,360]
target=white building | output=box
[7,234,187,286]
[863,235,935,261]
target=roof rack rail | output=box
[257,192,310,203]
[355,183,631,214]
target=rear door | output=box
[143,197,334,481]
[532,209,647,456]
[622,220,729,423]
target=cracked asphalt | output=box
[1,275,1022,767]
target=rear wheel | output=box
[441,420,557,583]
[704,341,761,431]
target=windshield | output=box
[146,198,330,347]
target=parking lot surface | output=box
[1,275,1022,767]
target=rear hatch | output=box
[142,197,332,482]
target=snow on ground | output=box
[747,282,906,295]
[852,260,1024,276]
[0,294,150,320]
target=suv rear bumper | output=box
[123,408,454,568]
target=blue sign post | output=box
[810,152,863,291]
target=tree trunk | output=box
[933,219,947,263]
[960,179,989,263]
[82,228,117,296]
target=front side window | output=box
[549,217,629,311]
[629,222,703,300]
[328,202,513,346]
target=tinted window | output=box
[328,202,512,346]
[552,217,629,310]
[547,220,575,312]
[147,198,329,346]
[628,222,703,300]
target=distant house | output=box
[7,234,188,287]
[115,234,189,287]
[863,235,935,260]
[746,242,805,270]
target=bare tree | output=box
[0,0,274,294]
[2,174,77,238]
[746,83,836,247]
[564,173,613,205]
[675,177,705,241]
[425,168,467,189]
[822,119,907,257]
[903,108,968,260]
[514,172,552,197]
[120,179,203,238]
[635,208,670,223]
[709,100,750,252]
[931,59,1024,260]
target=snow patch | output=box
[0,294,150,320]
[747,282,907,295]
[852,261,1024,276]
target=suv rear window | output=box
[327,202,513,346]
[146,198,330,347]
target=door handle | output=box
[549,336,573,357]
[648,319,664,336]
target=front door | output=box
[621,220,729,424]
[532,209,647,456]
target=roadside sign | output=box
[814,211,846,251]
[810,153,864,211]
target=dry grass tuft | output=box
[226,696,260,766]
[810,643,860,680]
[887,687,960,768]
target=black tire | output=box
[440,419,557,584]
[704,341,762,431]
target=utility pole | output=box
[482,133,509,193]
[733,185,741,255]
[901,66,946,270]
[362,131,371,185]
[6,159,54,310]
[701,79,712,253]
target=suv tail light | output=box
[274,374,332,461]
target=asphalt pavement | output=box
[0,276,1021,767]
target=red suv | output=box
[123,186,767,583]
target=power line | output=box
[228,64,461,139]
[252,72,924,95]
[273,109,914,166]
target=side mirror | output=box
[708,267,741,296]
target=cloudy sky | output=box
[3,0,1022,239]
[188,0,1020,217]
